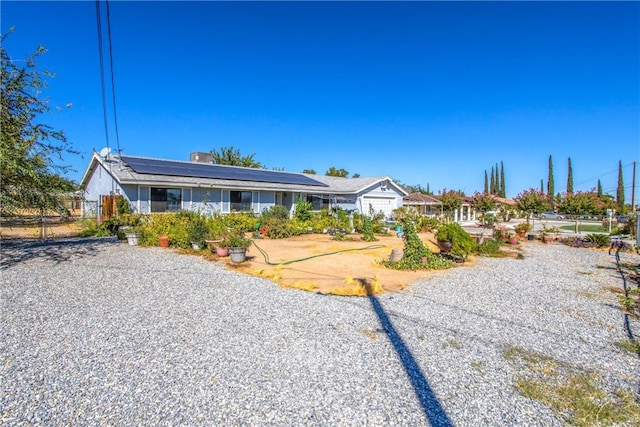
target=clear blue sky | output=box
[2,1,638,200]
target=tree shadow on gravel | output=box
[0,237,119,269]
[362,279,453,427]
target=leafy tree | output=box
[325,166,348,178]
[515,188,549,224]
[302,169,316,174]
[499,161,506,197]
[567,157,573,194]
[547,155,555,198]
[616,160,625,214]
[210,146,262,168]
[1,31,77,218]
[352,173,360,178]
[484,170,489,194]
[558,191,601,216]
[439,189,463,221]
[470,191,496,225]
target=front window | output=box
[307,194,329,211]
[230,191,253,211]
[151,188,182,212]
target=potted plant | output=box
[224,231,252,263]
[125,228,142,246]
[514,222,531,238]
[187,216,208,250]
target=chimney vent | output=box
[190,152,212,163]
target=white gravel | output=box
[1,237,638,426]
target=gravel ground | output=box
[1,237,638,426]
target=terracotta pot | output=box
[215,246,229,257]
[516,230,526,238]
[159,235,169,248]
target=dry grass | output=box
[504,346,640,426]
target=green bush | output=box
[260,205,290,222]
[262,217,292,239]
[294,198,313,221]
[361,216,377,242]
[584,233,610,248]
[435,223,477,259]
[477,239,504,256]
[222,212,258,233]
[381,221,453,270]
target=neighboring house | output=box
[403,193,477,222]
[79,152,407,219]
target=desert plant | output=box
[584,233,610,248]
[294,198,313,221]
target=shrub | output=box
[262,217,292,239]
[294,198,313,221]
[381,222,453,270]
[361,216,377,242]
[477,239,503,256]
[260,205,289,222]
[584,233,610,248]
[435,223,477,259]
[222,212,258,233]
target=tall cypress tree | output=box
[597,179,603,198]
[484,170,489,193]
[490,166,495,194]
[567,157,574,194]
[499,161,505,197]
[547,155,555,198]
[540,179,544,193]
[616,160,625,214]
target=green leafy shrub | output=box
[222,212,257,233]
[477,238,504,257]
[262,217,292,239]
[584,233,610,248]
[222,231,252,249]
[361,216,377,242]
[260,205,289,222]
[187,214,209,245]
[294,198,313,221]
[381,222,453,270]
[435,223,477,259]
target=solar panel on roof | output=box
[120,156,328,187]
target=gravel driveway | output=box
[1,238,638,426]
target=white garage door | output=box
[362,196,396,218]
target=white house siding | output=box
[191,188,222,214]
[82,164,122,217]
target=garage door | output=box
[362,196,396,218]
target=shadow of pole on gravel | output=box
[364,281,453,427]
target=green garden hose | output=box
[251,240,386,266]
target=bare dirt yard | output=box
[218,232,470,295]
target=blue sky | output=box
[2,1,638,200]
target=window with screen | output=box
[230,191,253,212]
[151,188,182,212]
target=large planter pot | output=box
[215,246,229,257]
[542,234,553,244]
[437,240,452,253]
[126,232,141,246]
[229,247,247,263]
[159,235,169,248]
[509,237,518,244]
[516,230,526,238]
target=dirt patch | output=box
[218,232,461,295]
[0,221,83,240]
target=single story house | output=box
[79,152,407,219]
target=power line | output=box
[105,0,121,155]
[95,0,110,151]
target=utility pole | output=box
[632,161,636,213]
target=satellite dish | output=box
[99,147,111,157]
